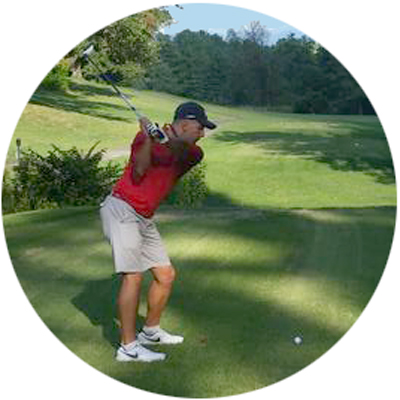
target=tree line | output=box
[46,10,374,115]
[146,22,374,114]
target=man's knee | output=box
[121,272,144,285]
[152,265,176,286]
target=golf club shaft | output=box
[82,47,168,143]
[84,56,143,119]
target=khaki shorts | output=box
[100,195,171,273]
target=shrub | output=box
[40,59,71,91]
[4,144,209,213]
[2,169,16,214]
[166,162,209,208]
[11,143,121,210]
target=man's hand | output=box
[139,117,169,143]
[139,117,152,136]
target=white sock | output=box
[143,325,160,335]
[122,340,138,351]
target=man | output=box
[100,102,216,362]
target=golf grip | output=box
[84,54,168,144]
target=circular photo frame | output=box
[1,2,398,399]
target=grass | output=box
[203,112,395,208]
[3,205,395,397]
[9,80,396,209]
[3,80,397,397]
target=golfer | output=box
[100,102,216,362]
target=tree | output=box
[146,23,374,114]
[316,47,374,114]
[242,21,270,46]
[69,8,173,85]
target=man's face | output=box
[179,120,205,144]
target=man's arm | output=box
[162,125,191,161]
[132,118,153,182]
[163,125,204,176]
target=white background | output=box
[1,1,399,399]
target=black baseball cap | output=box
[174,102,217,130]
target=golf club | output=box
[82,45,168,143]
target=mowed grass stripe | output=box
[3,206,394,396]
[8,81,396,210]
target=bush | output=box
[2,169,17,214]
[166,162,209,208]
[3,144,209,213]
[10,143,121,211]
[40,59,71,91]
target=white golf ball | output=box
[293,335,303,345]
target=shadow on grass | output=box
[30,87,133,122]
[3,199,396,397]
[214,128,395,185]
[71,276,146,350]
[71,276,120,348]
[69,81,123,97]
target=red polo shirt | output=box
[112,130,204,218]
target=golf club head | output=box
[82,44,95,59]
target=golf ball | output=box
[293,335,303,345]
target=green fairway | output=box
[9,81,396,209]
[3,80,397,397]
[3,205,395,397]
[203,112,395,208]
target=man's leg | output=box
[138,265,183,345]
[118,272,143,345]
[145,265,176,327]
[116,272,167,362]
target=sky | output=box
[162,3,306,43]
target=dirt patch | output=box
[103,147,130,160]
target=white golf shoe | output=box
[116,342,166,362]
[137,328,184,345]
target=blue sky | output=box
[162,3,305,43]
